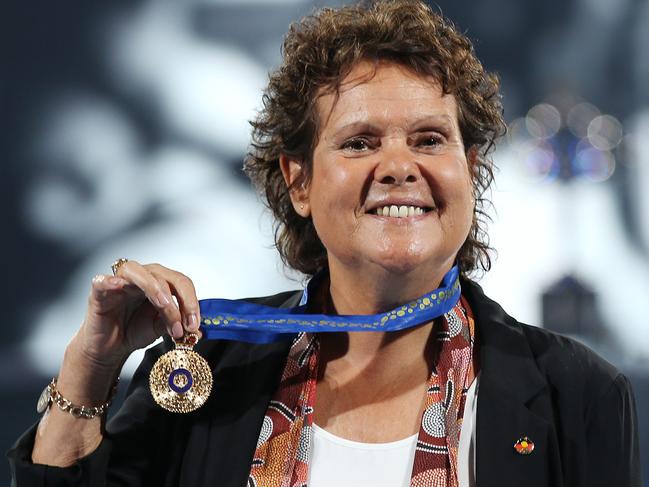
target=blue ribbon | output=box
[198,266,461,344]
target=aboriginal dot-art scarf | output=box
[248,296,476,487]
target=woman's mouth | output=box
[371,205,434,218]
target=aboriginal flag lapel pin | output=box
[513,437,535,455]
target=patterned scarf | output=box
[248,296,476,487]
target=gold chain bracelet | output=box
[37,377,119,419]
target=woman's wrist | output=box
[31,338,120,467]
[57,337,124,407]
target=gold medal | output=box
[149,333,213,413]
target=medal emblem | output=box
[149,333,213,413]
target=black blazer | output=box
[8,280,642,486]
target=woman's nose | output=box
[374,143,421,185]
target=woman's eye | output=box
[342,138,371,152]
[419,135,444,147]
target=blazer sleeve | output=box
[583,373,642,487]
[7,342,175,487]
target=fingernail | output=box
[171,321,183,338]
[187,313,199,331]
[156,292,171,307]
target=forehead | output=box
[315,60,459,132]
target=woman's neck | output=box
[317,322,438,381]
[311,260,453,371]
[326,259,453,315]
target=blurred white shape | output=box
[573,146,616,182]
[523,117,543,141]
[479,148,567,328]
[23,93,149,252]
[481,137,649,364]
[525,145,558,181]
[567,102,600,138]
[509,135,558,182]
[507,117,532,142]
[628,108,649,258]
[103,0,267,157]
[525,103,562,139]
[587,114,624,151]
[564,181,649,361]
[617,134,638,168]
[26,145,300,377]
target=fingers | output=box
[114,261,184,338]
[90,274,120,296]
[151,277,184,338]
[147,264,201,335]
[89,274,131,312]
[113,261,201,339]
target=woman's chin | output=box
[366,251,447,277]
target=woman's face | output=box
[290,61,474,278]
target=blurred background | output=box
[4,0,648,483]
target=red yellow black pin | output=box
[514,437,535,455]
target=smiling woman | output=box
[8,1,641,487]
[245,2,503,279]
[281,62,475,307]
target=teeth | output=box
[374,205,429,218]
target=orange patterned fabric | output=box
[248,296,476,487]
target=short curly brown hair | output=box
[244,0,505,278]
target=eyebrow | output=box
[410,114,455,131]
[330,114,456,137]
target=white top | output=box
[308,376,479,487]
[458,374,479,487]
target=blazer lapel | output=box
[463,280,562,487]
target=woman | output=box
[9,1,641,486]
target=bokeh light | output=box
[566,102,600,138]
[523,141,560,181]
[525,103,562,139]
[587,114,624,151]
[573,145,616,182]
[510,98,625,184]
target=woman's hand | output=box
[74,260,201,372]
[32,260,201,466]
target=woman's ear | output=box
[279,153,311,217]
